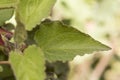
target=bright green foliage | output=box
[0,8,14,26]
[9,45,45,80]
[35,21,110,61]
[17,0,56,30]
[0,0,18,8]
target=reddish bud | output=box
[0,28,13,40]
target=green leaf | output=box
[3,23,15,31]
[0,0,18,8]
[9,45,45,80]
[17,0,56,30]
[0,8,14,26]
[14,22,27,44]
[34,21,110,61]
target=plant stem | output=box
[0,61,10,64]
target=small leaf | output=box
[14,22,27,44]
[0,66,3,72]
[3,23,15,31]
[9,45,45,80]
[0,8,14,26]
[34,21,110,61]
[0,0,18,8]
[17,0,56,30]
